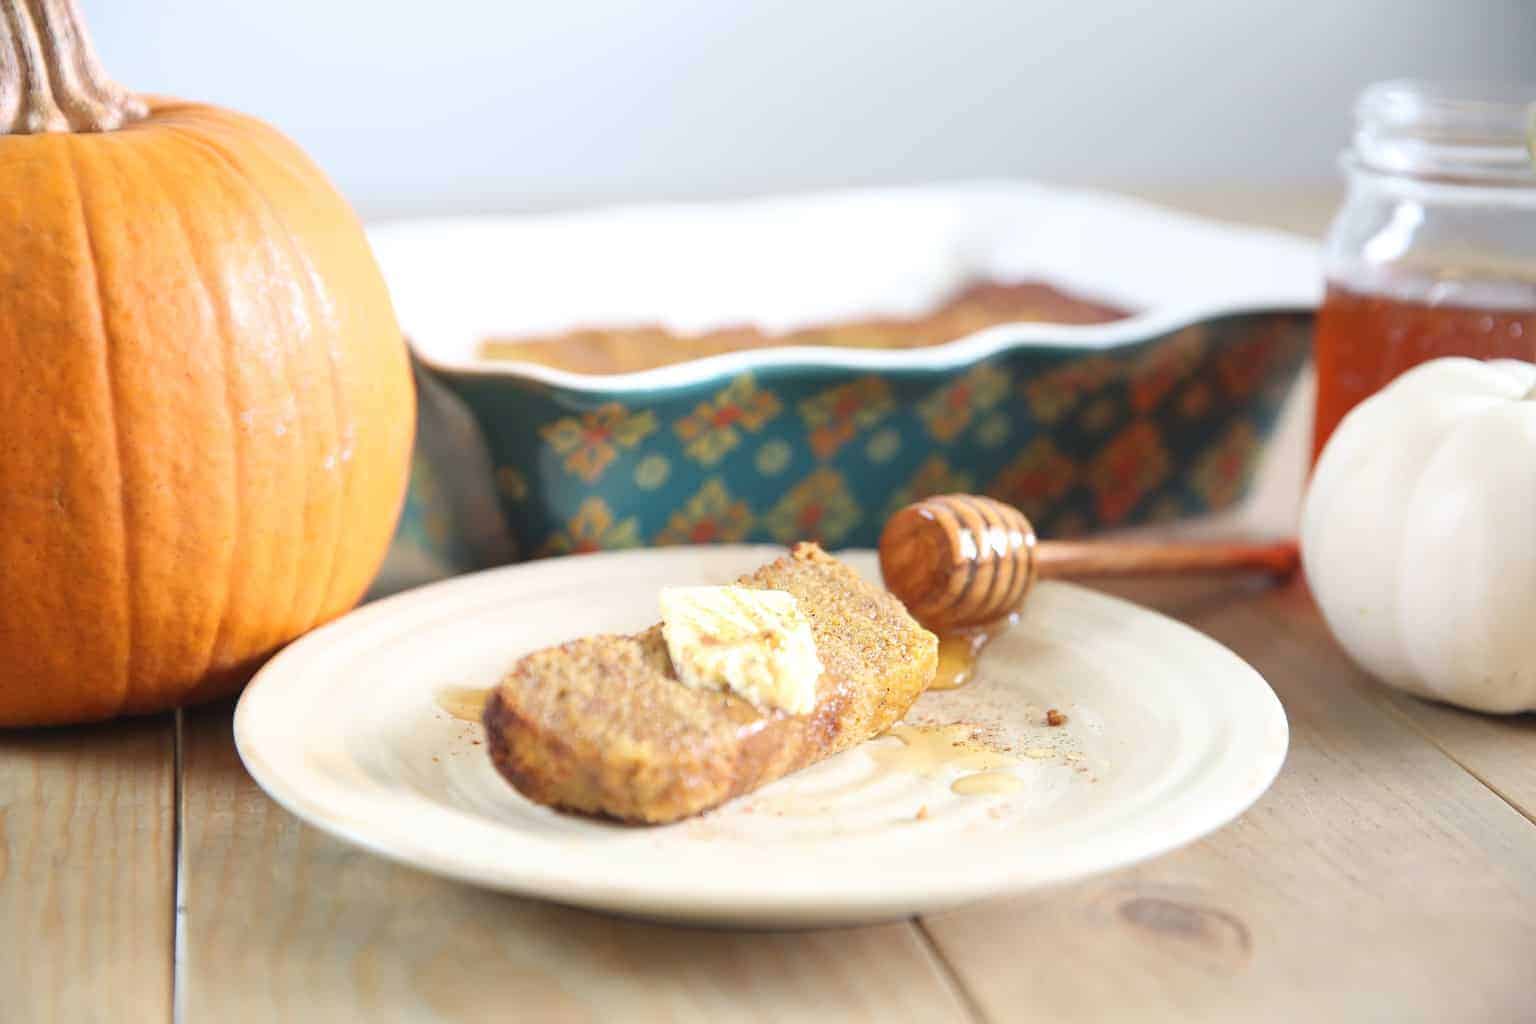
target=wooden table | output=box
[7,192,1536,1022]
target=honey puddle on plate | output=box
[869,724,1026,798]
[436,686,492,723]
[950,771,1024,796]
[931,611,1019,690]
[749,724,1028,817]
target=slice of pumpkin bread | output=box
[483,543,938,823]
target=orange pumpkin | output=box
[0,0,415,724]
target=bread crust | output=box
[483,543,938,823]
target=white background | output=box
[85,1,1536,218]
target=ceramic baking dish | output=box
[368,182,1319,576]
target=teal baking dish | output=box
[370,183,1319,577]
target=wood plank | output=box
[920,580,1536,1024]
[176,703,975,1024]
[0,715,175,1023]
[1378,691,1536,826]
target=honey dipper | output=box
[879,494,1299,631]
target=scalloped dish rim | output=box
[369,182,1322,395]
[409,297,1317,394]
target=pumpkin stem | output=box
[0,0,145,134]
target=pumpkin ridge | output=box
[181,126,319,664]
[112,124,298,704]
[129,134,241,694]
[64,138,133,717]
[180,114,401,621]
[167,122,352,632]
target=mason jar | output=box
[1314,80,1536,459]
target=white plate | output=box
[235,546,1287,928]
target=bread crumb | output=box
[915,805,929,821]
[1046,708,1067,727]
[1023,747,1054,759]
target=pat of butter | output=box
[659,586,823,714]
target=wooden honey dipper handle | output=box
[878,494,1298,631]
[1033,536,1300,579]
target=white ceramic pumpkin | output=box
[1301,357,1536,713]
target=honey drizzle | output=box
[870,724,1017,774]
[950,771,1023,796]
[435,685,492,724]
[930,610,1019,690]
[867,723,1025,799]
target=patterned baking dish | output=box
[369,183,1319,577]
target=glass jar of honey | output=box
[1314,80,1536,459]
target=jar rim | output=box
[1353,79,1536,184]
